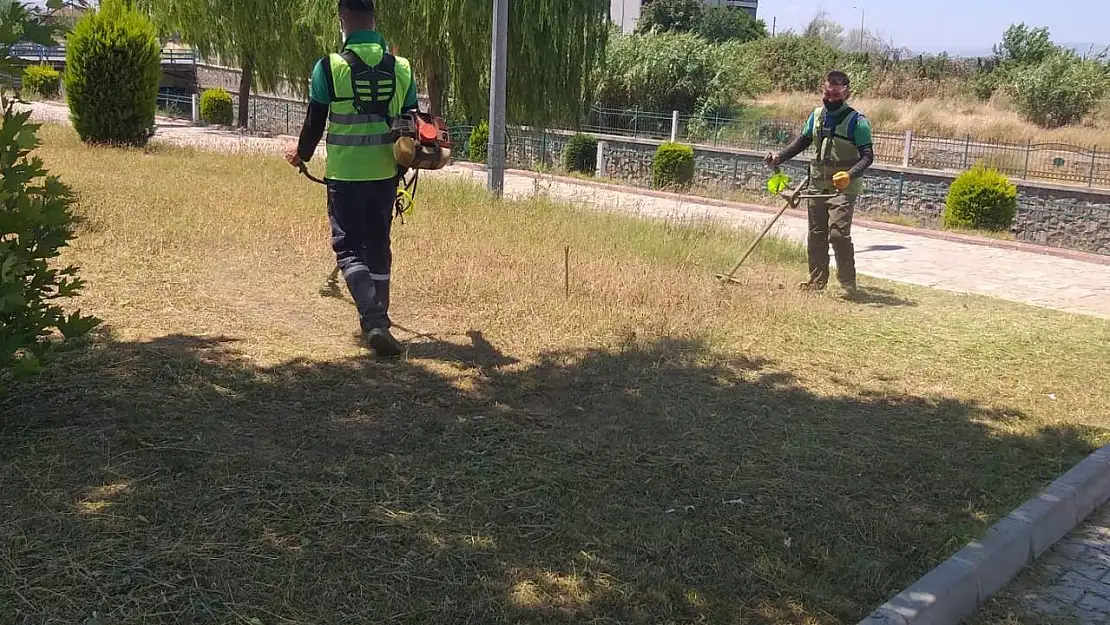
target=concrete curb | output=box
[857,443,1110,625]
[449,162,1110,267]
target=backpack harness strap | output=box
[333,48,398,126]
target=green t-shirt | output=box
[308,29,419,108]
[801,106,873,146]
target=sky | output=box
[762,0,1110,53]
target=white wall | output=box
[610,0,641,34]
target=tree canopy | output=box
[374,0,609,126]
[140,0,331,127]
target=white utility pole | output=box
[487,0,509,197]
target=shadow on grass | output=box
[844,284,919,308]
[1,330,1103,625]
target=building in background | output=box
[702,0,758,18]
[610,0,759,33]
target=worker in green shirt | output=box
[765,70,874,293]
[285,0,419,357]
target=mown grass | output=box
[3,125,1110,625]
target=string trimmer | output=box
[715,170,838,286]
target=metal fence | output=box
[583,107,1110,189]
[8,43,196,64]
[190,94,1110,190]
[156,89,193,119]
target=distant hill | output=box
[911,42,1108,59]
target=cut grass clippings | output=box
[2,125,1110,625]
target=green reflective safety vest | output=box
[810,105,865,195]
[325,42,413,182]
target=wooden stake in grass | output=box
[564,245,570,298]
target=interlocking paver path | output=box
[990,505,1110,624]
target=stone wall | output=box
[503,128,1110,256]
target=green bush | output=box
[635,0,704,34]
[0,2,100,384]
[468,120,489,164]
[732,34,843,93]
[199,88,234,125]
[21,64,60,99]
[944,164,1019,231]
[695,6,768,43]
[652,142,696,189]
[562,133,597,174]
[64,0,162,146]
[597,31,764,114]
[1008,51,1109,128]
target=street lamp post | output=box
[487,0,508,197]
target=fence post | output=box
[191,93,199,123]
[595,140,606,178]
[902,130,912,168]
[1023,139,1032,180]
[1089,146,1097,187]
[962,134,971,169]
[670,110,679,143]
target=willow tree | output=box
[140,0,330,127]
[371,0,610,126]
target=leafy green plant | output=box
[652,142,695,189]
[562,133,597,174]
[199,87,234,125]
[634,0,704,34]
[468,120,489,164]
[731,34,843,94]
[1,0,100,385]
[21,64,60,98]
[695,6,768,43]
[64,0,162,146]
[944,164,1019,231]
[597,31,765,114]
[1008,50,1109,128]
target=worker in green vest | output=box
[285,0,418,357]
[765,70,874,293]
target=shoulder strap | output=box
[846,111,861,142]
[337,47,398,117]
[340,47,396,73]
[817,106,835,139]
[321,55,338,102]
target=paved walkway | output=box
[22,100,1110,319]
[994,504,1110,624]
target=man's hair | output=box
[826,70,850,87]
[338,0,374,15]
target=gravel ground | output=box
[19,100,324,158]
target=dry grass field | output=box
[751,92,1110,147]
[3,124,1110,624]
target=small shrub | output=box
[21,64,60,99]
[64,0,162,146]
[469,120,489,163]
[652,142,696,189]
[562,133,597,174]
[199,88,234,125]
[944,164,1019,231]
